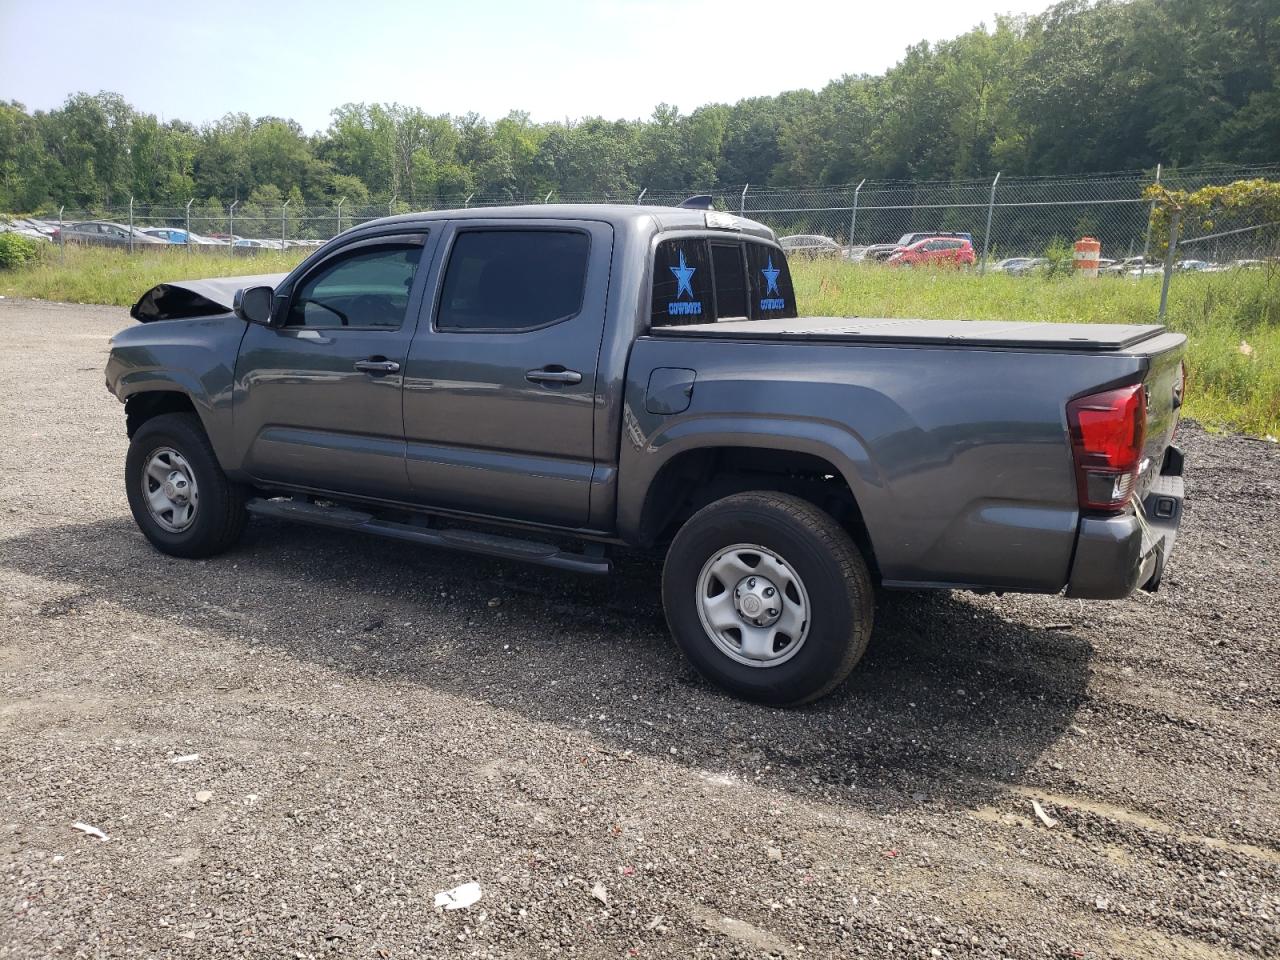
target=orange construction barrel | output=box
[1074,236,1101,277]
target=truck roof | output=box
[369,203,778,242]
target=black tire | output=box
[662,491,874,706]
[125,412,248,558]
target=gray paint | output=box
[105,203,1186,600]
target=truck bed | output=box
[656,316,1166,352]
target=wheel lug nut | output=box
[747,578,756,588]
[763,587,775,597]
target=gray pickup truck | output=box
[106,203,1187,704]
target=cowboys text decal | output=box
[760,256,785,311]
[667,249,702,317]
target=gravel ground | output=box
[1,297,1277,959]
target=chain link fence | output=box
[5,164,1278,273]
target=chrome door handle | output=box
[354,358,400,374]
[526,368,582,385]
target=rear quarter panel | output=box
[621,337,1153,592]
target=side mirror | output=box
[234,285,276,326]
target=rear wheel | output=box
[662,492,874,705]
[125,412,248,558]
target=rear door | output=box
[400,219,613,527]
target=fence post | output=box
[336,196,344,237]
[849,178,866,248]
[58,205,64,262]
[185,198,193,253]
[636,187,647,204]
[281,198,290,250]
[229,200,238,255]
[739,183,749,217]
[128,196,134,254]
[544,190,553,203]
[979,172,1000,275]
[388,194,396,217]
[1139,162,1161,279]
[1158,209,1182,323]
[463,193,474,209]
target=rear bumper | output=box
[1065,446,1185,600]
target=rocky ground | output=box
[1,298,1277,958]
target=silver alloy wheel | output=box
[141,446,199,533]
[695,543,811,668]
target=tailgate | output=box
[1133,332,1187,500]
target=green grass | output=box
[791,261,1280,438]
[2,246,1276,436]
[0,244,307,307]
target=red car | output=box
[887,236,976,268]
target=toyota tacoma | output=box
[105,202,1187,705]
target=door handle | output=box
[355,358,400,374]
[526,367,582,385]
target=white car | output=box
[779,234,842,258]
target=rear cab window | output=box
[651,236,796,328]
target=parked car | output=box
[106,202,1187,706]
[896,230,973,247]
[1004,257,1050,276]
[858,243,901,262]
[1103,256,1150,276]
[140,228,225,245]
[779,234,842,258]
[887,236,976,267]
[233,238,273,255]
[53,221,167,247]
[0,217,55,241]
[994,257,1035,273]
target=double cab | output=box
[106,203,1187,704]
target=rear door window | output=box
[437,229,589,331]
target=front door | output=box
[234,231,433,501]
[401,219,613,527]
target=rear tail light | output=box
[1067,384,1147,513]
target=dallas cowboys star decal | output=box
[761,256,781,296]
[670,249,696,299]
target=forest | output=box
[1,0,1276,213]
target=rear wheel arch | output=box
[636,444,880,580]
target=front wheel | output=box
[662,492,874,706]
[125,412,248,558]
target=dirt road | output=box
[2,298,1277,958]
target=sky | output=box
[1,0,1059,132]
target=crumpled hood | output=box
[129,273,288,322]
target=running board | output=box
[245,498,611,575]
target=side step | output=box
[245,498,611,575]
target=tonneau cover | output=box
[657,316,1167,351]
[130,273,288,322]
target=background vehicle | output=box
[858,243,900,262]
[994,257,1034,273]
[140,228,225,245]
[779,234,842,258]
[106,204,1186,706]
[887,236,976,267]
[53,221,166,247]
[896,230,973,247]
